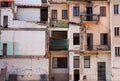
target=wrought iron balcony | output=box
[80,14,100,22]
[49,38,69,51]
[50,19,69,28]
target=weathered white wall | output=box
[9,20,47,28]
[16,8,40,22]
[0,8,13,27]
[0,58,49,80]
[1,30,46,56]
[15,0,43,6]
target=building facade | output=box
[0,0,49,81]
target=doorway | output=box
[86,7,93,21]
[87,33,93,50]
[98,62,106,81]
[74,70,79,81]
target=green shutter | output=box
[14,42,19,55]
[7,42,13,55]
[0,42,3,55]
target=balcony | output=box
[80,14,100,23]
[50,19,69,28]
[49,38,69,51]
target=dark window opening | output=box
[115,27,120,36]
[42,0,47,3]
[115,47,120,56]
[84,56,90,68]
[114,4,119,14]
[52,10,57,19]
[3,43,7,56]
[100,6,106,16]
[73,33,80,45]
[52,57,67,68]
[52,31,67,39]
[87,33,93,50]
[86,7,93,21]
[100,33,108,45]
[73,6,79,16]
[1,2,12,7]
[41,8,48,21]
[62,10,68,19]
[3,16,8,28]
[74,70,79,81]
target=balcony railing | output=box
[80,14,100,22]
[50,19,69,28]
[49,38,69,50]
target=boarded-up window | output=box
[115,27,120,36]
[73,33,80,45]
[100,33,108,45]
[115,47,120,56]
[114,4,119,14]
[73,6,79,16]
[52,10,57,19]
[62,10,68,19]
[84,56,90,68]
[100,6,106,16]
[74,56,79,68]
[53,57,67,68]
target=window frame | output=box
[51,10,57,19]
[84,56,90,68]
[52,57,67,68]
[114,4,119,14]
[62,10,68,19]
[73,33,80,45]
[100,33,108,45]
[115,47,120,56]
[74,56,79,68]
[73,6,79,16]
[100,6,106,16]
[115,27,120,36]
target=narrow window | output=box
[3,43,7,56]
[84,56,90,68]
[52,57,67,68]
[100,6,106,16]
[3,16,8,28]
[73,6,79,16]
[42,0,47,3]
[51,10,57,19]
[100,33,108,45]
[73,33,80,45]
[74,56,79,68]
[62,10,68,19]
[115,27,120,36]
[114,4,119,14]
[115,47,120,56]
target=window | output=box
[62,10,68,19]
[3,43,7,56]
[100,6,106,16]
[52,57,67,68]
[100,33,108,45]
[114,4,119,14]
[73,6,79,16]
[1,2,12,7]
[115,47,120,56]
[3,16,8,28]
[115,27,120,36]
[42,0,47,3]
[73,33,80,45]
[74,56,79,68]
[52,10,57,19]
[84,56,90,68]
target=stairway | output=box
[0,67,7,81]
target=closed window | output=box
[42,0,47,3]
[84,56,90,68]
[52,10,57,19]
[115,47,120,56]
[114,4,119,14]
[62,10,68,19]
[115,27,120,36]
[52,57,67,68]
[73,6,79,16]
[73,33,80,45]
[100,33,108,45]
[74,56,79,68]
[100,6,106,16]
